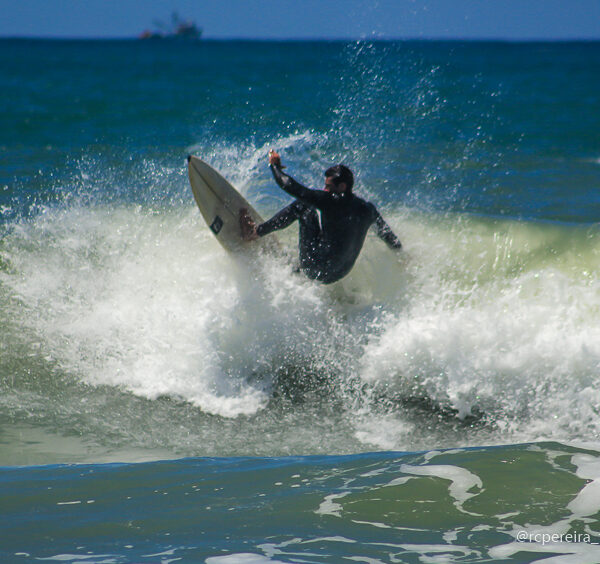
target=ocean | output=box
[1,38,599,562]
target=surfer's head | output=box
[325,165,353,194]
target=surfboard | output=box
[187,155,278,253]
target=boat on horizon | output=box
[139,12,202,42]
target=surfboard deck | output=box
[187,155,278,254]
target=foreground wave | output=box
[2,442,600,563]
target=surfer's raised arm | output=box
[268,150,328,208]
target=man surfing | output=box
[241,150,402,284]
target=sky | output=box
[2,0,600,40]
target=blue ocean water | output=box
[1,38,600,562]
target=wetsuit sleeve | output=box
[373,209,402,250]
[256,202,302,237]
[270,164,329,209]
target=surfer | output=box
[240,150,402,284]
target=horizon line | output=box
[2,34,600,43]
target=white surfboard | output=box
[187,155,278,254]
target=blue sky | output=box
[2,0,600,40]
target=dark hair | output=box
[325,164,354,192]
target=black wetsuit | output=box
[256,164,402,284]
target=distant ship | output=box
[139,12,202,42]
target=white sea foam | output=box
[1,194,341,419]
[357,215,600,445]
[400,464,483,514]
[568,453,600,518]
[206,554,283,564]
[2,139,599,452]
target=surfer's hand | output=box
[240,208,258,241]
[268,150,282,168]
